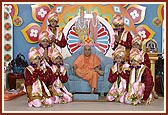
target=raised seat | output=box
[64,46,113,96]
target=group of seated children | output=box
[106,35,154,106]
[24,12,72,108]
[24,10,155,107]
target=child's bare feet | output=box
[91,88,95,94]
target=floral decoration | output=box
[127,5,146,24]
[13,16,23,26]
[4,54,12,62]
[136,25,155,41]
[21,23,41,43]
[31,4,51,22]
[4,33,12,41]
[4,44,11,51]
[152,17,162,27]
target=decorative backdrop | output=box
[3,3,165,63]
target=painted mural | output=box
[2,3,165,108]
[3,3,165,66]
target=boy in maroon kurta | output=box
[46,12,67,52]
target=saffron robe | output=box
[73,54,101,89]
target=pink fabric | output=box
[122,63,130,71]
[51,65,66,75]
[113,63,118,73]
[52,77,72,103]
[46,26,62,41]
[62,93,72,103]
[38,46,52,58]
[111,34,116,48]
[124,65,146,105]
[28,98,54,107]
[112,45,126,58]
[47,12,59,22]
[32,80,42,96]
[119,92,127,103]
[106,63,127,103]
[124,82,145,105]
[38,47,52,69]
[132,82,145,96]
[130,48,142,62]
[51,65,72,103]
[89,17,99,41]
[44,98,54,105]
[132,35,142,46]
[28,99,42,107]
[28,47,40,61]
[52,96,60,104]
[38,47,44,56]
[112,14,124,25]
[130,48,140,55]
[38,31,49,41]
[50,49,62,61]
[46,27,62,53]
[106,89,117,101]
[28,48,37,59]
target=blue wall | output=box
[13,4,163,62]
[13,4,42,61]
[134,4,162,52]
